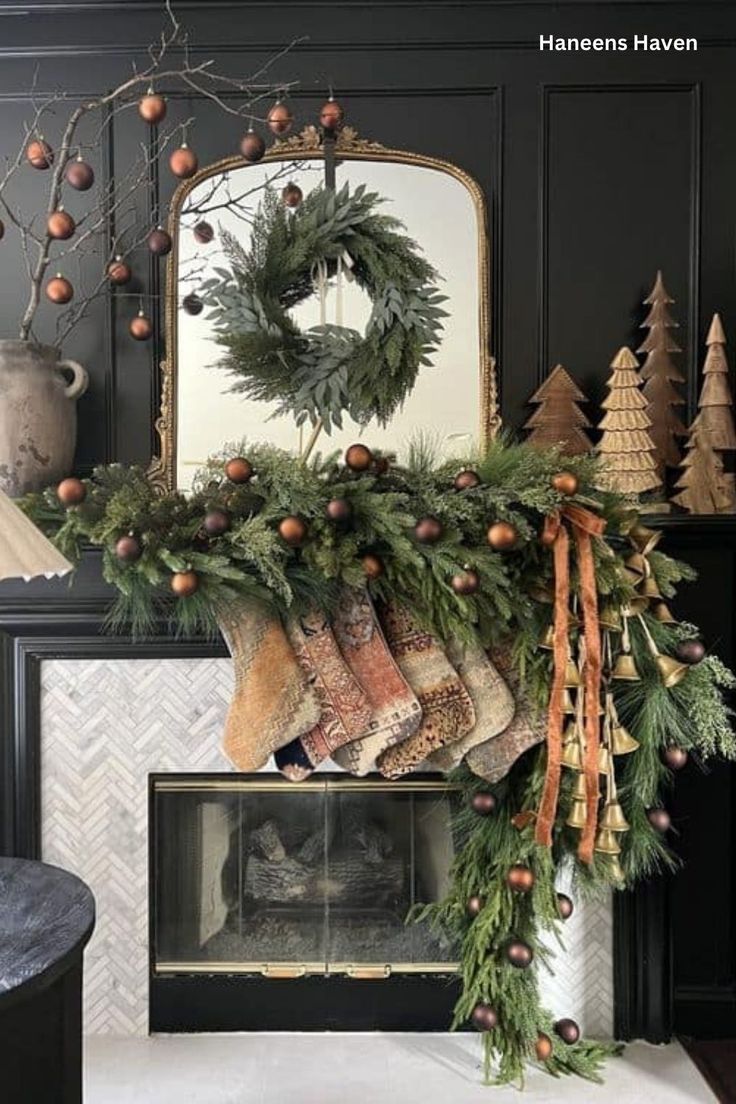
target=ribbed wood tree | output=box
[637,270,688,477]
[523,364,593,455]
[672,421,733,514]
[596,346,661,495]
[692,312,736,511]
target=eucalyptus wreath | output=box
[201,183,448,432]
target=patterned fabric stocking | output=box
[376,602,476,780]
[331,587,422,776]
[275,608,374,780]
[466,644,546,783]
[218,600,321,772]
[426,638,515,772]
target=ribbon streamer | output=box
[535,504,606,863]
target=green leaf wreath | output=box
[21,438,736,1086]
[200,183,447,431]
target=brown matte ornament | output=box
[182,292,204,316]
[204,508,231,537]
[506,940,534,969]
[278,516,307,546]
[282,182,303,208]
[129,311,153,341]
[647,808,671,833]
[638,271,687,475]
[225,457,253,484]
[487,521,518,550]
[47,210,75,240]
[535,1034,553,1061]
[451,569,479,595]
[596,346,662,496]
[360,553,384,580]
[675,639,706,665]
[506,864,535,893]
[138,92,167,124]
[662,745,688,770]
[326,498,352,523]
[65,156,94,191]
[524,364,593,455]
[471,1003,498,1031]
[267,101,293,136]
[108,258,132,285]
[169,144,199,179]
[240,129,266,163]
[147,227,172,256]
[320,96,344,131]
[454,469,481,491]
[556,893,574,920]
[415,516,443,544]
[57,477,86,507]
[345,443,373,471]
[466,895,485,918]
[115,534,142,562]
[471,791,496,816]
[46,275,73,304]
[555,1018,580,1045]
[171,570,199,597]
[193,220,214,244]
[551,471,578,496]
[26,138,54,169]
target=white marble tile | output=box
[85,1035,717,1104]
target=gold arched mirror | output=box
[150,126,497,492]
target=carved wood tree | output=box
[637,270,688,477]
[596,346,662,496]
[692,312,736,511]
[672,422,733,514]
[523,364,593,455]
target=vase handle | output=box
[58,359,89,400]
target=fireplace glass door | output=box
[151,776,461,978]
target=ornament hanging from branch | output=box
[596,346,662,497]
[637,271,687,477]
[523,364,593,455]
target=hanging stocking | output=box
[275,608,374,780]
[376,602,476,780]
[218,600,321,772]
[331,587,422,776]
[427,638,515,772]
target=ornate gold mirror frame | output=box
[148,126,498,492]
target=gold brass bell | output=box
[651,601,676,624]
[562,689,576,714]
[625,552,648,577]
[608,857,626,884]
[540,624,555,650]
[656,653,689,688]
[610,722,639,755]
[594,828,621,855]
[599,605,623,632]
[571,773,588,800]
[629,523,662,551]
[628,596,649,615]
[564,660,581,688]
[599,800,629,832]
[562,741,584,771]
[598,745,612,774]
[641,574,662,600]
[611,652,640,680]
[566,800,588,829]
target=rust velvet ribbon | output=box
[535,504,607,864]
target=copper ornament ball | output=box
[554,1018,580,1045]
[320,97,344,131]
[108,258,132,286]
[267,101,293,136]
[225,457,253,484]
[345,443,373,472]
[662,745,688,771]
[454,469,481,491]
[170,570,199,598]
[65,157,94,191]
[466,895,485,918]
[282,182,303,208]
[487,520,518,551]
[57,477,86,507]
[47,210,75,241]
[115,534,142,563]
[193,220,214,244]
[506,940,534,968]
[278,516,307,546]
[169,145,199,179]
[556,893,574,920]
[240,130,266,163]
[129,312,153,341]
[451,569,479,596]
[470,1003,498,1032]
[138,93,167,124]
[361,553,384,580]
[506,864,535,893]
[147,227,172,256]
[203,508,231,537]
[326,497,352,523]
[415,516,443,544]
[535,1033,553,1062]
[471,791,496,816]
[182,292,204,316]
[647,807,671,833]
[675,639,706,665]
[26,138,54,169]
[46,275,73,304]
[551,471,579,496]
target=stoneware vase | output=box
[0,339,89,497]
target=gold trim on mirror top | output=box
[148,126,499,492]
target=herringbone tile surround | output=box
[40,658,613,1037]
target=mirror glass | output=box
[174,155,487,491]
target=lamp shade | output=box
[0,489,73,582]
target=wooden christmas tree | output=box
[672,421,733,513]
[637,270,688,476]
[523,364,593,455]
[596,346,662,495]
[692,312,736,511]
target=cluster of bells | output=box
[21,90,343,342]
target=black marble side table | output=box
[0,858,95,1104]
